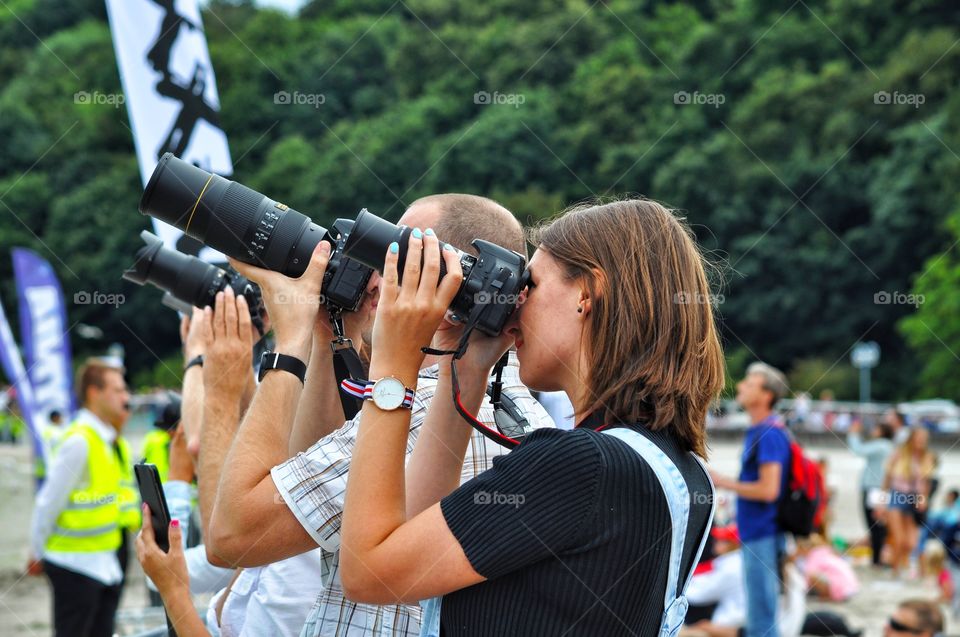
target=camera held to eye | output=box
[342,209,528,341]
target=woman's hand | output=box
[229,241,332,361]
[136,503,188,597]
[368,228,463,384]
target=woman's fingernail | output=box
[444,244,456,252]
[412,228,423,239]
[389,242,399,254]
[171,519,180,528]
[425,228,435,236]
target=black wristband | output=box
[184,355,204,372]
[258,351,307,384]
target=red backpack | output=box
[777,432,825,537]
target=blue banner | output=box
[12,248,75,421]
[0,296,44,466]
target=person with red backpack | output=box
[711,362,791,637]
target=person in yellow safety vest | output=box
[34,409,66,490]
[141,393,181,483]
[26,358,135,637]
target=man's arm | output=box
[714,462,782,502]
[288,329,344,454]
[180,308,209,458]
[207,243,331,566]
[29,436,87,558]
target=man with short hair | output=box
[710,362,791,637]
[206,194,555,636]
[885,599,944,637]
[28,358,135,637]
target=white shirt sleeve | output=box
[30,434,89,557]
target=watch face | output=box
[372,377,406,410]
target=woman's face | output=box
[911,427,929,451]
[506,249,585,394]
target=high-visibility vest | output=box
[45,424,122,552]
[141,428,171,483]
[116,436,142,531]
[34,425,64,479]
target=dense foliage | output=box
[1,0,958,399]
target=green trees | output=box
[0,0,957,398]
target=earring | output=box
[577,306,583,313]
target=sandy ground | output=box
[0,430,957,636]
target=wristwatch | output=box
[184,355,204,372]
[258,352,307,384]
[341,377,415,411]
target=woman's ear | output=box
[578,268,607,316]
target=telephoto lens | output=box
[139,154,375,314]
[123,231,265,333]
[342,209,528,336]
[140,153,329,277]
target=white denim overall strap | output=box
[602,428,715,637]
[418,596,441,637]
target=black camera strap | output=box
[328,311,365,420]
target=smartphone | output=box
[134,463,171,552]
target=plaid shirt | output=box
[271,354,555,637]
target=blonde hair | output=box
[891,428,935,481]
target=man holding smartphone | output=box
[28,358,134,637]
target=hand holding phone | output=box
[134,463,171,552]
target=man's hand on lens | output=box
[202,287,254,402]
[229,242,332,362]
[181,307,210,362]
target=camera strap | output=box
[418,346,529,449]
[328,311,365,420]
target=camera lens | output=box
[140,153,328,277]
[123,231,265,332]
[343,209,451,281]
[124,231,225,309]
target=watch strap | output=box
[258,352,307,384]
[341,378,415,409]
[184,355,204,372]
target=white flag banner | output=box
[106,0,233,259]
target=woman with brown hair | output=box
[881,427,936,577]
[339,199,726,636]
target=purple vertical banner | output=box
[0,296,44,466]
[12,248,75,421]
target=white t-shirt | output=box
[205,550,323,637]
[685,550,746,626]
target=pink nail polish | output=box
[171,519,180,528]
